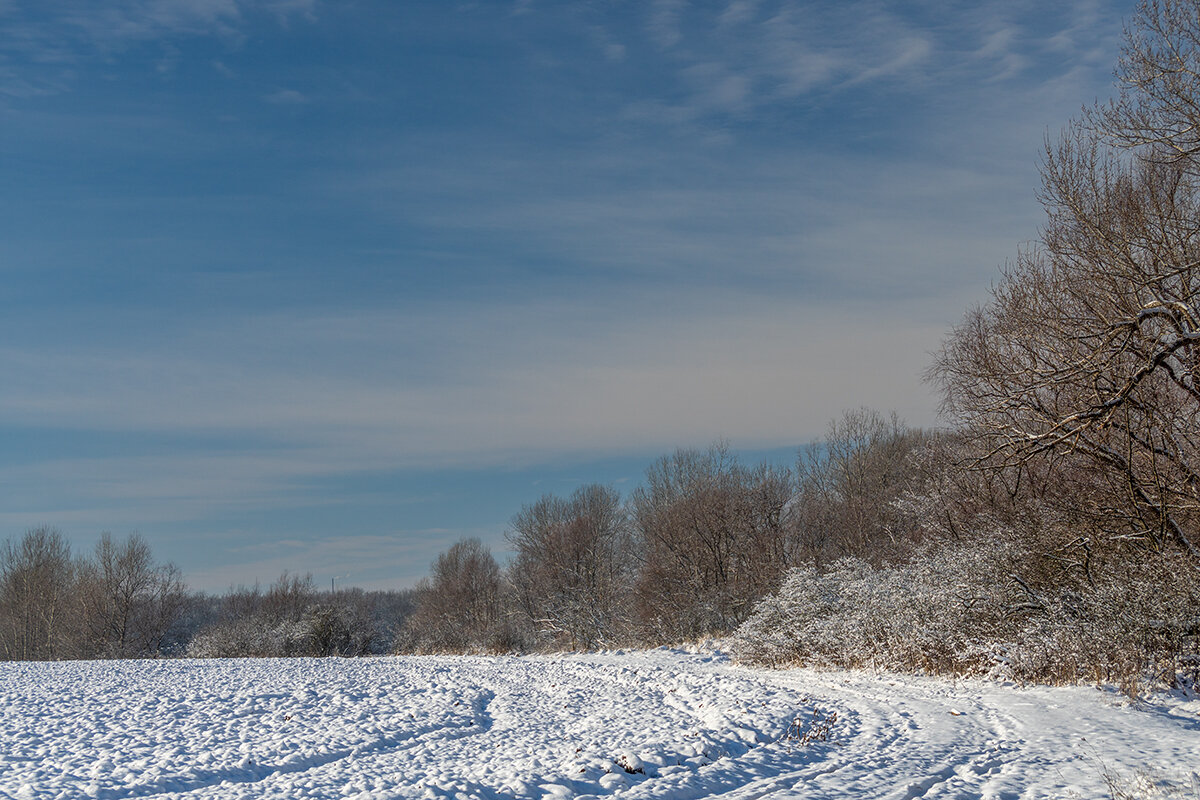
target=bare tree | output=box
[83,533,153,656]
[507,484,634,649]
[1095,0,1200,164]
[632,443,792,641]
[931,0,1200,561]
[789,409,933,566]
[78,533,188,658]
[404,538,505,653]
[139,562,186,655]
[0,527,75,661]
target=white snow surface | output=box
[2,649,1198,799]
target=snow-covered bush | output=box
[732,534,1200,689]
[188,571,383,657]
[187,602,378,658]
[1005,553,1200,690]
[188,617,297,658]
[730,538,1019,673]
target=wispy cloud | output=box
[58,0,244,47]
[0,0,316,97]
[626,2,938,126]
[0,287,944,477]
[647,0,686,49]
[604,0,1121,133]
[264,87,308,104]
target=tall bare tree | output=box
[632,443,792,641]
[931,0,1200,560]
[404,538,505,652]
[507,484,633,649]
[0,527,75,660]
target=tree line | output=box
[0,416,933,661]
[0,529,418,660]
[401,420,937,655]
[735,0,1200,691]
[1,529,184,660]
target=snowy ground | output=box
[2,650,1198,800]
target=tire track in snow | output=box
[5,652,1197,799]
[756,669,1095,800]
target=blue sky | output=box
[1,0,1128,591]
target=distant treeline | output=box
[407,404,1200,691]
[0,529,417,660]
[0,414,917,660]
[402,420,933,654]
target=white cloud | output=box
[719,0,761,28]
[843,33,933,86]
[60,0,244,46]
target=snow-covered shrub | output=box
[187,571,383,657]
[1103,764,1200,800]
[731,538,1020,673]
[303,602,375,656]
[1005,553,1200,690]
[188,600,380,658]
[732,528,1200,690]
[187,616,304,658]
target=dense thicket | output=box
[187,572,415,658]
[631,444,793,641]
[790,410,935,566]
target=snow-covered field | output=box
[2,650,1198,800]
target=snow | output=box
[1,649,1197,799]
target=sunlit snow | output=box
[2,650,1197,799]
